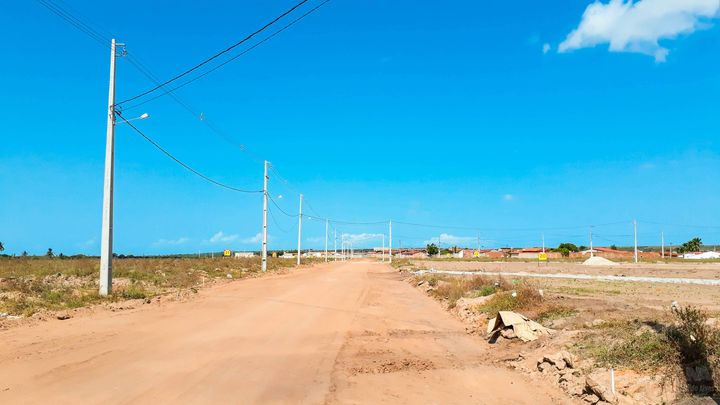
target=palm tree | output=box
[46,248,54,258]
[687,237,702,252]
[0,241,4,252]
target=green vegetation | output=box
[676,237,702,254]
[0,257,296,316]
[426,243,439,256]
[554,243,580,257]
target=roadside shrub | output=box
[479,286,543,316]
[574,320,679,373]
[667,306,719,364]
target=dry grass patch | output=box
[0,257,296,316]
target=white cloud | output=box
[241,233,263,244]
[340,233,384,244]
[78,238,96,248]
[424,233,476,246]
[503,194,514,201]
[542,43,551,54]
[558,0,720,62]
[154,237,190,246]
[209,231,239,244]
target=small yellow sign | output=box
[538,252,548,262]
[473,251,480,258]
[223,249,231,257]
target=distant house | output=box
[683,251,720,260]
[517,248,542,259]
[233,252,255,258]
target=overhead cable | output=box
[115,0,311,107]
[121,0,331,111]
[116,111,263,193]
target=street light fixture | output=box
[116,112,150,124]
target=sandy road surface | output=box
[0,261,566,404]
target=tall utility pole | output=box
[661,231,665,258]
[261,161,269,272]
[324,219,329,263]
[589,226,594,258]
[541,233,545,253]
[477,233,481,251]
[633,219,638,264]
[389,220,393,264]
[333,228,337,261]
[296,194,303,266]
[100,38,123,296]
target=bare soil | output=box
[0,261,568,404]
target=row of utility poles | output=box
[100,41,668,297]
[99,39,395,296]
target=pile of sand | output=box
[582,256,619,266]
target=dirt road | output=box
[0,261,566,404]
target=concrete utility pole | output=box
[333,228,337,261]
[541,233,545,253]
[261,161,269,272]
[477,233,481,251]
[297,194,303,266]
[389,221,393,264]
[100,38,123,296]
[661,231,665,258]
[324,219,329,262]
[633,219,638,264]
[589,226,594,258]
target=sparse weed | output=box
[478,286,543,316]
[0,257,295,316]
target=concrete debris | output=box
[56,313,72,320]
[226,274,233,279]
[582,393,600,403]
[487,311,553,342]
[585,375,618,404]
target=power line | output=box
[268,205,291,233]
[122,0,332,112]
[115,0,312,107]
[36,0,110,47]
[391,220,632,232]
[116,111,263,193]
[268,194,299,218]
[638,219,720,229]
[36,0,265,166]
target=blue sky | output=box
[1,0,719,255]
